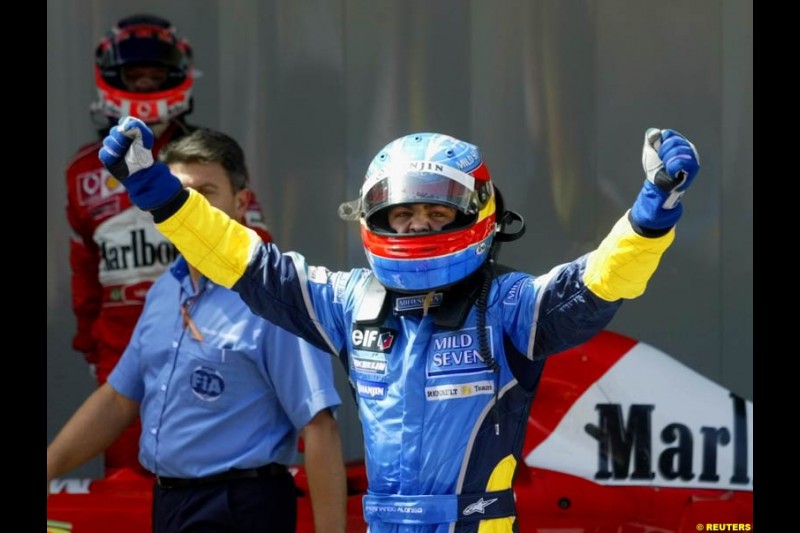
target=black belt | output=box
[156,463,288,489]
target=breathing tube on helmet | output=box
[474,184,525,435]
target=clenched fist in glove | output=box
[98,116,183,211]
[630,128,700,235]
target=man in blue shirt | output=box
[48,129,347,533]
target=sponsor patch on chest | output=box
[393,292,443,313]
[352,353,388,376]
[351,326,397,353]
[95,208,178,286]
[427,327,494,378]
[425,380,495,401]
[356,379,388,400]
[77,168,126,206]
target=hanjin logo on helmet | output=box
[351,327,397,353]
[408,161,445,173]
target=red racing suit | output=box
[65,120,271,473]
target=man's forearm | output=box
[302,410,347,533]
[47,383,139,482]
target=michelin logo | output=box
[353,357,387,375]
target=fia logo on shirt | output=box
[190,366,225,401]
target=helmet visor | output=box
[362,168,476,220]
[116,37,185,68]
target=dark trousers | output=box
[152,471,297,532]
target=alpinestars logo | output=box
[351,327,396,353]
[462,497,498,516]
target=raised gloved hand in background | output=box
[98,116,182,211]
[630,128,700,235]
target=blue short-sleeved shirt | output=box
[108,257,341,479]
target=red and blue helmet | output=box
[359,133,497,292]
[92,15,194,123]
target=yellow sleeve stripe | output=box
[156,189,260,288]
[583,212,675,302]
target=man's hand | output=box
[631,128,700,233]
[98,117,155,180]
[97,116,183,211]
[642,128,700,209]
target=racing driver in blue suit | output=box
[99,118,699,532]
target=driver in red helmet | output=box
[64,15,272,476]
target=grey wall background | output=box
[47,0,753,479]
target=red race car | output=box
[48,331,753,532]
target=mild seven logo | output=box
[427,327,493,377]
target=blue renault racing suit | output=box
[145,187,675,533]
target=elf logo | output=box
[351,327,397,353]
